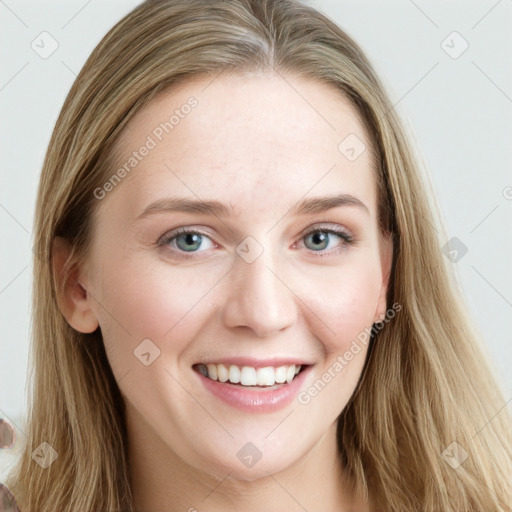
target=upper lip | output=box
[194,357,314,368]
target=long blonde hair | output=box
[6,0,511,510]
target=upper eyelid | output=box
[157,227,213,246]
[301,224,352,236]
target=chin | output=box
[191,443,299,482]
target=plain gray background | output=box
[1,0,511,479]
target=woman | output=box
[4,0,511,510]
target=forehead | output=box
[101,71,377,221]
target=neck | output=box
[126,405,367,512]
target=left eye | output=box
[301,228,353,252]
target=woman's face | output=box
[79,71,391,480]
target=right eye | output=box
[157,227,217,255]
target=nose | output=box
[221,246,298,338]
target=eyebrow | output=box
[136,193,370,220]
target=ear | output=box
[374,233,393,323]
[51,236,99,333]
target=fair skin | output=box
[53,70,391,511]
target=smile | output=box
[192,362,313,412]
[193,363,303,387]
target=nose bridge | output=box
[222,240,297,337]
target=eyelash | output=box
[156,225,355,259]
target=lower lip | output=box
[195,366,313,413]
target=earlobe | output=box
[374,233,393,323]
[51,236,99,334]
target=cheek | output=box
[90,255,221,363]
[88,257,222,428]
[293,262,380,417]
[295,258,382,355]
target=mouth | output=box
[192,362,308,389]
[192,360,314,412]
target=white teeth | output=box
[257,366,275,386]
[217,364,229,382]
[207,364,217,381]
[240,366,257,386]
[274,366,287,384]
[229,365,241,384]
[197,362,303,387]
